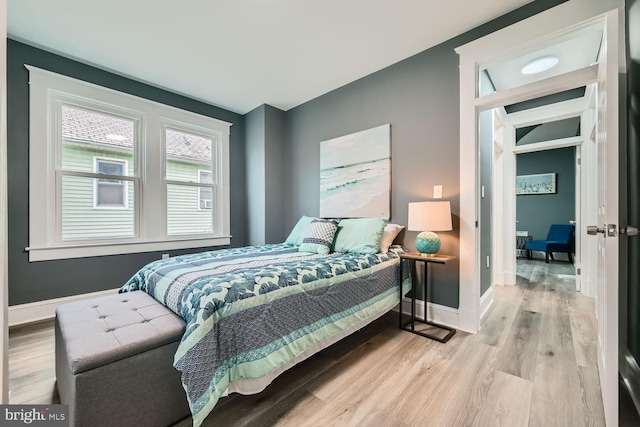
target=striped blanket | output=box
[120,243,406,426]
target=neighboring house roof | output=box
[61,105,212,162]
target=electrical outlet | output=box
[162,253,169,259]
[433,185,443,199]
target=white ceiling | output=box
[484,27,603,92]
[8,0,534,114]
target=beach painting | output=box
[516,173,556,195]
[319,124,391,218]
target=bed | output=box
[120,226,407,425]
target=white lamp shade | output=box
[408,201,452,232]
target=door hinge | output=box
[577,268,581,275]
[475,220,479,228]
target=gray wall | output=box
[479,109,493,295]
[479,71,494,296]
[284,0,566,308]
[245,104,287,245]
[286,46,461,307]
[517,117,580,145]
[245,105,267,245]
[264,105,287,243]
[516,147,576,245]
[7,40,246,305]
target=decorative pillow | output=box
[299,219,339,254]
[332,217,388,254]
[379,223,404,252]
[285,215,316,246]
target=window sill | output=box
[26,236,232,262]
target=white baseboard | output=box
[503,270,516,286]
[480,286,495,320]
[580,278,595,299]
[9,288,119,327]
[457,307,478,333]
[393,298,459,329]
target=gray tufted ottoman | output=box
[55,290,190,427]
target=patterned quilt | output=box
[120,243,407,426]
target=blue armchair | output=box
[525,224,575,263]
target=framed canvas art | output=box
[516,173,556,195]
[319,124,391,218]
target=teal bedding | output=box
[120,243,407,426]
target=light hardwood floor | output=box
[9,260,610,426]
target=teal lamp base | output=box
[415,231,441,255]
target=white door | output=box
[587,10,619,427]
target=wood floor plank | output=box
[8,325,55,361]
[270,390,328,427]
[578,365,606,427]
[9,353,56,393]
[520,280,546,314]
[494,308,542,381]
[470,370,533,427]
[375,332,465,425]
[9,377,57,404]
[302,329,426,425]
[529,287,585,427]
[199,351,339,427]
[357,410,410,427]
[569,293,598,368]
[409,340,499,427]
[304,329,408,403]
[475,295,521,348]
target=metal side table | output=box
[399,252,456,343]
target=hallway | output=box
[476,259,604,426]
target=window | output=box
[164,127,215,235]
[94,158,129,209]
[60,105,137,240]
[27,66,231,261]
[198,171,213,210]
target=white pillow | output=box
[379,223,404,252]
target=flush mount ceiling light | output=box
[521,56,559,75]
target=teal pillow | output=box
[285,215,316,246]
[332,218,389,254]
[299,219,339,254]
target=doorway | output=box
[456,5,620,425]
[500,103,596,295]
[515,145,578,275]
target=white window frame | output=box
[93,157,129,210]
[27,66,232,261]
[197,169,213,211]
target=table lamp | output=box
[408,201,452,255]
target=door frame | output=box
[455,4,620,425]
[455,3,617,333]
[491,109,505,289]
[495,96,595,296]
